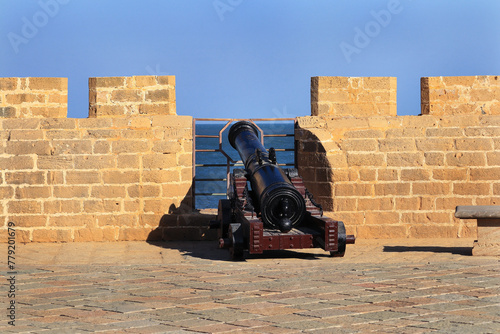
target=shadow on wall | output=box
[295,124,350,223]
[146,184,218,242]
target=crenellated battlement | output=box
[1,75,499,242]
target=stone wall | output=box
[1,74,499,242]
[297,76,500,239]
[0,76,196,242]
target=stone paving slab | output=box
[1,238,499,333]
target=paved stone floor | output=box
[1,238,499,333]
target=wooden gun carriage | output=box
[212,121,355,260]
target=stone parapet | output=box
[311,76,397,117]
[296,114,500,239]
[89,75,176,118]
[421,75,500,115]
[0,77,67,118]
[0,115,194,242]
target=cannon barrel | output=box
[228,121,306,232]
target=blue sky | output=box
[1,0,499,119]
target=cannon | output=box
[213,120,355,260]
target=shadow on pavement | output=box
[147,240,330,262]
[383,245,472,256]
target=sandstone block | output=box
[66,171,101,184]
[311,76,350,89]
[98,214,137,227]
[395,197,420,211]
[89,105,127,118]
[89,77,125,88]
[142,170,180,183]
[29,77,67,90]
[9,215,47,227]
[124,199,140,213]
[142,154,177,169]
[359,169,376,181]
[364,211,400,225]
[335,183,374,197]
[6,141,52,155]
[117,154,140,168]
[74,228,104,242]
[134,76,158,87]
[415,138,454,151]
[32,229,72,242]
[83,200,121,213]
[377,169,398,181]
[347,153,384,166]
[333,198,357,212]
[40,118,75,130]
[453,183,490,195]
[424,152,444,166]
[356,224,407,239]
[413,182,451,196]
[118,227,154,241]
[8,201,42,214]
[432,168,467,181]
[93,141,111,154]
[409,225,457,238]
[446,152,486,167]
[145,89,172,102]
[2,119,40,129]
[400,169,431,181]
[38,156,73,170]
[0,186,14,198]
[102,171,140,184]
[156,76,175,86]
[138,103,175,115]
[470,168,500,181]
[342,139,378,152]
[49,215,93,227]
[152,115,191,129]
[74,156,116,169]
[52,140,92,155]
[379,138,416,152]
[0,78,18,90]
[456,138,493,151]
[112,140,150,154]
[91,186,127,199]
[358,198,394,211]
[0,156,34,170]
[5,171,44,185]
[78,118,113,129]
[45,130,81,140]
[110,89,142,102]
[15,186,51,199]
[0,107,17,118]
[53,186,90,198]
[374,183,411,196]
[387,152,423,167]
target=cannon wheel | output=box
[330,221,346,257]
[217,199,232,239]
[228,223,245,261]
